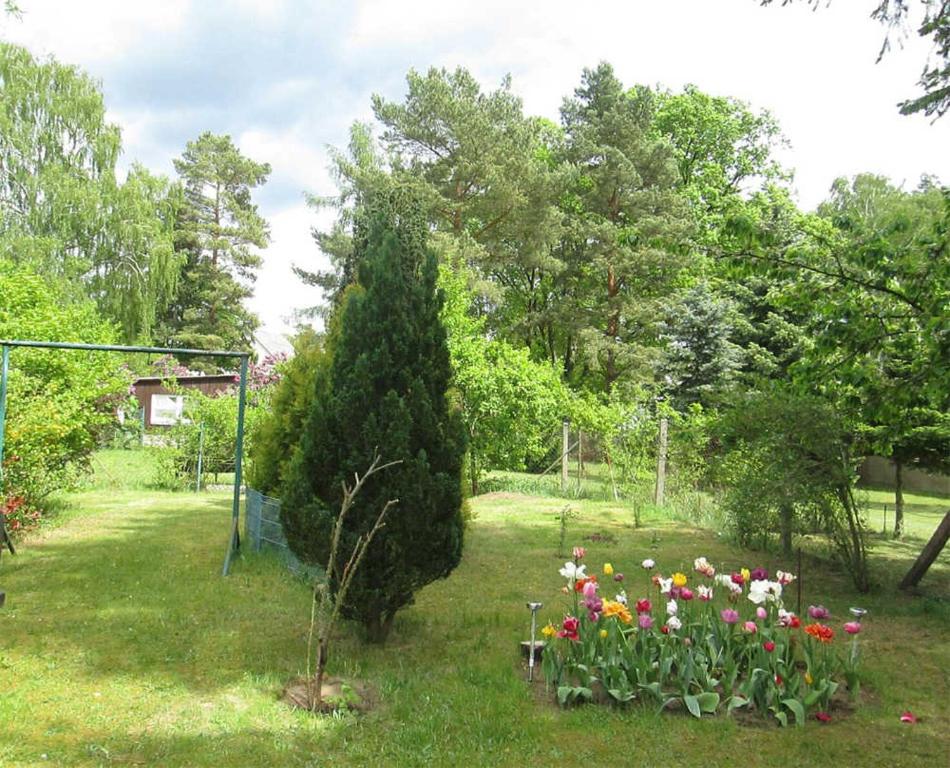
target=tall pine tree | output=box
[281,188,466,643]
[159,132,270,357]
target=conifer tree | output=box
[281,189,465,643]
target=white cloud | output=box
[5,0,190,64]
[248,203,329,336]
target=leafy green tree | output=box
[438,248,573,492]
[716,387,870,590]
[814,175,949,535]
[281,190,465,643]
[0,260,128,513]
[654,85,787,225]
[160,132,271,355]
[0,43,181,342]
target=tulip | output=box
[638,614,654,630]
[743,621,758,634]
[900,711,917,724]
[667,616,682,631]
[815,712,832,723]
[672,572,688,588]
[756,606,767,620]
[603,562,613,576]
[808,604,830,620]
[660,624,670,635]
[720,609,740,625]
[599,629,608,639]
[613,572,624,583]
[763,640,776,652]
[635,598,652,614]
[642,558,655,570]
[750,567,768,581]
[572,546,586,562]
[680,587,694,601]
[843,621,862,635]
[666,599,678,616]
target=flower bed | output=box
[540,548,865,726]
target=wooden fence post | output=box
[654,417,668,506]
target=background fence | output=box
[245,488,317,577]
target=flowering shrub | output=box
[540,549,865,726]
[1,494,40,535]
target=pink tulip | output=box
[680,588,694,601]
[720,609,740,625]
[756,606,767,620]
[638,614,654,630]
[843,621,862,635]
[743,621,758,634]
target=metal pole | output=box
[0,345,9,487]
[0,345,15,555]
[222,355,249,576]
[527,602,542,681]
[195,421,205,493]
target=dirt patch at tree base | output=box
[281,676,377,715]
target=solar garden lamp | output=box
[526,601,543,681]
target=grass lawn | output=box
[0,453,947,767]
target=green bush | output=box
[247,329,326,495]
[715,388,871,591]
[0,260,128,521]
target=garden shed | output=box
[132,373,237,428]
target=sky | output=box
[4,0,948,346]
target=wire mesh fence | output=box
[245,488,319,577]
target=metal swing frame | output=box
[0,339,250,576]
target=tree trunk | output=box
[780,503,794,556]
[366,612,394,644]
[893,459,905,538]
[470,449,478,497]
[899,512,950,590]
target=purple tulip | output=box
[720,609,740,625]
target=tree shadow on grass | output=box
[0,492,311,695]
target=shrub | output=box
[247,329,326,495]
[0,260,128,523]
[714,388,870,591]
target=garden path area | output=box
[0,466,947,766]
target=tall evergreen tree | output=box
[557,63,692,393]
[160,132,271,355]
[281,188,466,643]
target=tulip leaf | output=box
[782,698,805,726]
[684,694,702,719]
[727,695,749,713]
[696,692,720,713]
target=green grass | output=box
[0,453,948,767]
